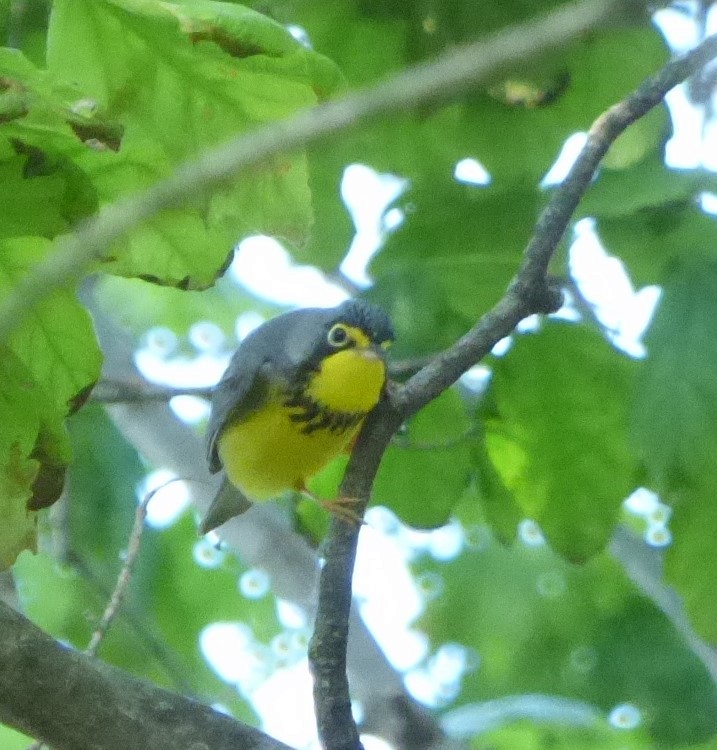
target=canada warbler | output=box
[199,299,394,533]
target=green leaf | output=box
[631,258,717,486]
[0,48,104,232]
[106,210,233,289]
[367,0,566,53]
[0,45,120,158]
[0,723,33,750]
[373,389,473,527]
[66,406,146,577]
[601,104,668,171]
[0,157,67,239]
[469,435,522,545]
[0,348,42,569]
[0,237,102,414]
[276,0,407,88]
[300,145,355,269]
[369,182,539,355]
[581,152,717,221]
[46,0,342,286]
[595,202,717,288]
[464,29,668,183]
[630,258,717,645]
[664,471,717,645]
[485,322,637,561]
[0,335,76,568]
[267,1,667,279]
[0,343,76,569]
[474,721,651,750]
[366,271,470,359]
[0,0,50,65]
[0,236,100,568]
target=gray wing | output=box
[205,344,269,473]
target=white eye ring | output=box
[327,324,350,348]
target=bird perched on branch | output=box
[199,299,394,534]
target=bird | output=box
[199,298,394,534]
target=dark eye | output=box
[327,324,350,348]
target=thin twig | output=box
[65,551,198,696]
[308,33,717,750]
[90,379,213,404]
[85,489,153,657]
[0,0,634,345]
[88,368,429,404]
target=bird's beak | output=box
[352,341,381,360]
[357,345,380,361]
[366,342,388,360]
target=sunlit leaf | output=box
[0,237,102,414]
[46,0,343,286]
[0,723,33,750]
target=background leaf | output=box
[418,541,717,746]
[484,323,637,561]
[373,389,474,528]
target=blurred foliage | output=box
[484,323,637,562]
[1,0,717,748]
[417,524,717,747]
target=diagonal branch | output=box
[0,601,293,750]
[0,0,636,344]
[396,32,717,418]
[308,33,717,750]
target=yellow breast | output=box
[217,348,386,500]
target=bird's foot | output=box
[298,486,365,526]
[318,496,366,526]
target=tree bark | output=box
[0,601,293,750]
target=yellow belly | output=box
[217,348,386,500]
[218,400,363,499]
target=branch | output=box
[84,488,151,657]
[0,602,293,750]
[396,32,717,418]
[308,33,717,750]
[88,365,430,403]
[0,0,636,344]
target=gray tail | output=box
[198,475,253,534]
